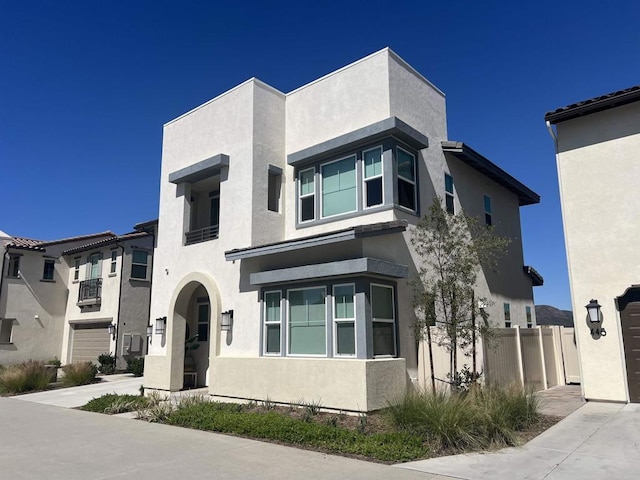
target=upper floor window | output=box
[364,147,383,208]
[397,148,416,212]
[110,250,117,274]
[526,306,532,328]
[42,259,55,281]
[131,250,148,280]
[504,302,511,328]
[87,253,101,279]
[445,173,454,214]
[484,195,492,226]
[267,167,282,213]
[299,168,316,223]
[321,155,356,218]
[7,255,20,278]
[73,258,80,281]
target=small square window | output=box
[43,260,55,281]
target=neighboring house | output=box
[145,48,542,411]
[0,222,155,368]
[546,85,640,403]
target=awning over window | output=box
[168,153,229,184]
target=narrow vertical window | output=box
[131,250,148,279]
[504,303,511,327]
[110,250,117,274]
[197,301,210,342]
[88,253,101,279]
[333,284,355,356]
[42,259,55,280]
[288,287,326,355]
[363,147,383,208]
[267,167,282,213]
[299,168,315,222]
[445,173,454,214]
[7,255,20,278]
[321,155,356,217]
[484,195,492,226]
[526,306,532,328]
[73,258,80,281]
[0,319,13,343]
[371,284,396,356]
[397,148,416,211]
[264,291,282,354]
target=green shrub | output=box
[61,362,98,386]
[97,353,116,374]
[164,402,429,462]
[0,361,52,394]
[82,393,148,414]
[45,357,61,367]
[125,357,144,377]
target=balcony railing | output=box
[78,278,102,304]
[185,225,219,246]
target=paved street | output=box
[0,398,449,480]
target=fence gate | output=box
[560,327,580,384]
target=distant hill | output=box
[535,305,574,327]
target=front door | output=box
[620,302,640,402]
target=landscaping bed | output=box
[81,386,560,463]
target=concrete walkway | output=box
[11,374,143,408]
[397,400,640,480]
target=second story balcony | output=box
[185,224,219,246]
[77,278,102,306]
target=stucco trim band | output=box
[68,317,113,325]
[168,154,230,184]
[250,257,408,285]
[287,117,429,167]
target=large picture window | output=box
[288,287,326,355]
[333,284,356,356]
[321,155,356,217]
[264,291,282,354]
[397,148,416,211]
[371,284,396,356]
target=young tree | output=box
[411,199,510,389]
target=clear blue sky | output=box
[2,1,639,311]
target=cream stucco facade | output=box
[146,48,541,411]
[547,91,640,403]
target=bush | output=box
[97,353,116,374]
[0,360,53,394]
[386,386,540,451]
[125,357,144,377]
[82,393,148,414]
[61,362,98,387]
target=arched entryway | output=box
[169,273,220,390]
[616,286,640,403]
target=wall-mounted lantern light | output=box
[108,323,117,340]
[146,323,153,337]
[221,310,234,331]
[155,316,167,335]
[585,299,606,337]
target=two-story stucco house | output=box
[145,48,541,411]
[546,86,640,403]
[0,222,155,368]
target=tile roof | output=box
[62,231,152,256]
[7,231,116,251]
[8,237,46,251]
[545,85,640,124]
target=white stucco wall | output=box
[555,102,640,402]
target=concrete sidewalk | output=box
[11,374,143,408]
[397,401,640,480]
[0,398,451,480]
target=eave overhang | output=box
[225,220,407,261]
[250,257,408,286]
[524,265,544,287]
[442,141,540,206]
[287,117,428,167]
[545,85,640,124]
[168,154,230,184]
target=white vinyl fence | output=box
[417,326,579,391]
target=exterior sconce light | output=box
[155,316,167,335]
[221,310,234,331]
[586,299,606,337]
[146,324,153,337]
[108,323,117,340]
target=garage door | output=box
[621,302,640,403]
[71,323,111,363]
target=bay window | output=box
[288,287,326,355]
[333,284,356,356]
[397,147,416,212]
[299,168,316,222]
[371,284,396,356]
[363,147,383,208]
[264,291,282,354]
[321,155,357,217]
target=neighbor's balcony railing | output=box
[78,278,102,304]
[185,225,219,245]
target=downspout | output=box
[0,245,7,363]
[114,239,125,370]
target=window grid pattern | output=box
[264,291,282,355]
[110,250,117,274]
[131,250,148,279]
[333,284,356,356]
[43,260,55,280]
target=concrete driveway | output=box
[397,401,640,480]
